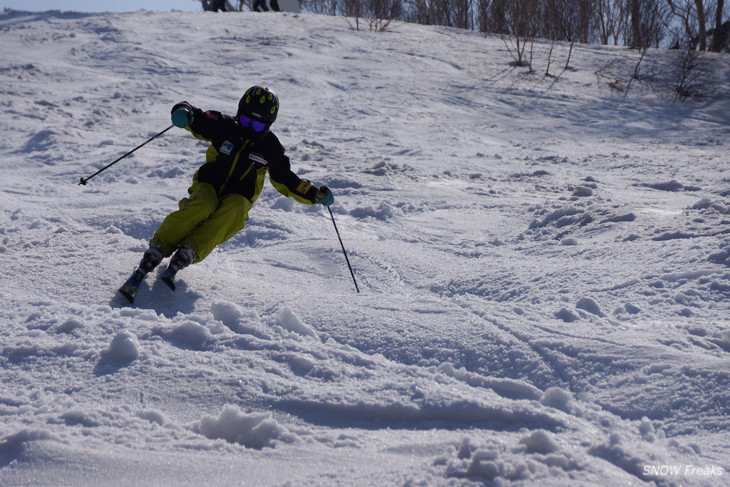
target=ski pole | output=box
[78,124,174,185]
[327,206,360,293]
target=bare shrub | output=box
[673,48,714,99]
[341,0,401,31]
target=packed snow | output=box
[1,7,729,487]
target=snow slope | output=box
[1,8,729,487]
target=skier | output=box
[201,0,229,11]
[253,0,269,11]
[119,85,334,303]
[253,0,281,12]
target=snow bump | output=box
[195,405,298,449]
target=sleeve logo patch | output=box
[296,181,313,194]
[220,140,235,155]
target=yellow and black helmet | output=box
[238,85,279,124]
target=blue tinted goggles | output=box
[238,114,268,133]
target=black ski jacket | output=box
[174,101,319,205]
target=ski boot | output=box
[160,246,195,291]
[118,244,165,303]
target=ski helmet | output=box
[238,86,279,124]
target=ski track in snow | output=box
[1,8,729,487]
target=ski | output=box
[160,268,177,291]
[118,269,180,303]
[118,270,145,303]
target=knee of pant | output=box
[220,194,252,223]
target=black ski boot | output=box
[160,246,195,291]
[118,244,165,303]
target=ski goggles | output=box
[238,114,269,133]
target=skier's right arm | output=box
[170,102,220,142]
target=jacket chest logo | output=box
[220,140,235,155]
[249,152,268,166]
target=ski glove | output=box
[315,186,334,207]
[171,103,194,128]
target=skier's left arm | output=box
[266,142,333,206]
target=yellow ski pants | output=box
[150,181,252,263]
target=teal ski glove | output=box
[315,186,334,207]
[171,107,193,128]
